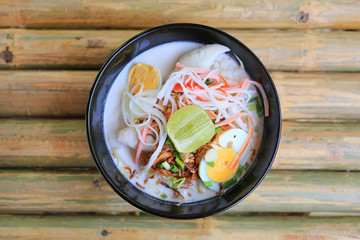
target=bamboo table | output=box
[0,1,360,239]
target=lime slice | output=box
[166,105,215,153]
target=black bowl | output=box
[86,23,281,219]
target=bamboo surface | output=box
[1,0,360,238]
[0,29,360,71]
[1,0,360,30]
[0,119,359,170]
[0,215,359,240]
[1,70,360,119]
[0,170,359,214]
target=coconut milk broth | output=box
[104,41,263,202]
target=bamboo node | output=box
[1,46,13,63]
[101,229,109,237]
[296,11,309,23]
[93,179,101,187]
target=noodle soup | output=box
[104,41,266,203]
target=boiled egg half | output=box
[198,128,251,191]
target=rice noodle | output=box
[121,81,171,171]
[156,63,267,132]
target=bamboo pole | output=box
[1,71,359,118]
[0,214,358,239]
[1,0,360,30]
[0,29,359,71]
[0,119,359,170]
[0,170,358,213]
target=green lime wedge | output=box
[166,105,215,153]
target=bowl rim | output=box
[86,23,282,219]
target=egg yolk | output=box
[128,63,159,94]
[206,148,239,182]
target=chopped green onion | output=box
[175,178,186,189]
[160,193,167,199]
[222,178,237,189]
[247,97,263,118]
[244,162,249,171]
[247,97,256,103]
[161,161,171,170]
[204,181,213,187]
[204,79,211,85]
[165,138,173,146]
[175,157,186,170]
[214,127,222,135]
[236,165,244,178]
[247,103,256,111]
[223,165,244,189]
[170,164,179,173]
[157,163,163,169]
[167,177,177,185]
[172,151,181,158]
[207,162,215,167]
[167,177,186,189]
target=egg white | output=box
[198,160,220,191]
[218,128,247,152]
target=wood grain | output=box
[1,70,360,119]
[1,119,359,170]
[0,29,137,70]
[274,121,360,170]
[0,29,360,71]
[0,70,94,117]
[0,0,358,233]
[0,170,358,213]
[1,0,360,30]
[273,71,360,120]
[0,119,90,168]
[0,214,359,240]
